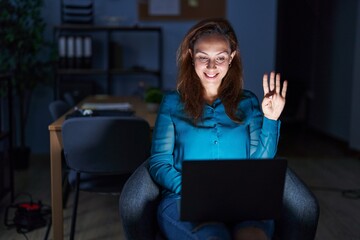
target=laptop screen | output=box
[180,159,287,222]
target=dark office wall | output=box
[308,0,357,142]
[26,0,278,154]
[275,0,316,121]
[276,0,359,147]
[349,1,360,151]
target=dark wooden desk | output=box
[48,95,156,240]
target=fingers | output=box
[263,74,269,96]
[281,80,288,98]
[263,72,277,94]
[275,73,281,94]
[263,71,288,98]
[269,72,275,91]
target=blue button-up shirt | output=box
[149,90,280,197]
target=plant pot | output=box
[146,103,159,113]
[12,146,31,170]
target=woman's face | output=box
[191,34,235,91]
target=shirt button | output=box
[214,140,218,144]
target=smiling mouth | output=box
[204,73,218,78]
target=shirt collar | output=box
[206,98,222,108]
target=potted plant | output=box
[0,0,54,169]
[144,87,163,113]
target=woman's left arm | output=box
[249,72,288,158]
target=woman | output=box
[149,18,287,240]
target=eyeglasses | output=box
[194,54,231,66]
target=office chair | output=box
[49,100,70,121]
[63,92,76,107]
[119,160,320,240]
[62,116,151,240]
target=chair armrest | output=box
[119,160,161,240]
[275,168,320,240]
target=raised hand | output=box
[262,72,288,120]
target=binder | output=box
[83,36,92,68]
[66,36,75,68]
[75,36,83,68]
[58,36,67,68]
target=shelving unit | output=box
[53,24,163,99]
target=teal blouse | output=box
[148,90,280,198]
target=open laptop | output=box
[180,159,287,222]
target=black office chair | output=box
[63,92,76,107]
[119,160,320,240]
[49,100,70,121]
[62,116,151,240]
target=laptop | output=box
[180,159,287,222]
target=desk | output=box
[48,95,157,240]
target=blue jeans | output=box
[157,196,274,240]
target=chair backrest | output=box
[49,100,70,121]
[63,92,76,106]
[62,116,151,175]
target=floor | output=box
[1,123,360,240]
[278,123,360,240]
[0,156,124,240]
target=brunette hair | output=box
[176,18,244,123]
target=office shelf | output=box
[53,24,163,99]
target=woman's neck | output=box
[204,90,218,105]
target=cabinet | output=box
[0,73,14,202]
[53,25,163,100]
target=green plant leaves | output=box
[0,0,52,93]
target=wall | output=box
[349,0,360,151]
[308,0,358,144]
[275,0,360,151]
[25,0,278,154]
